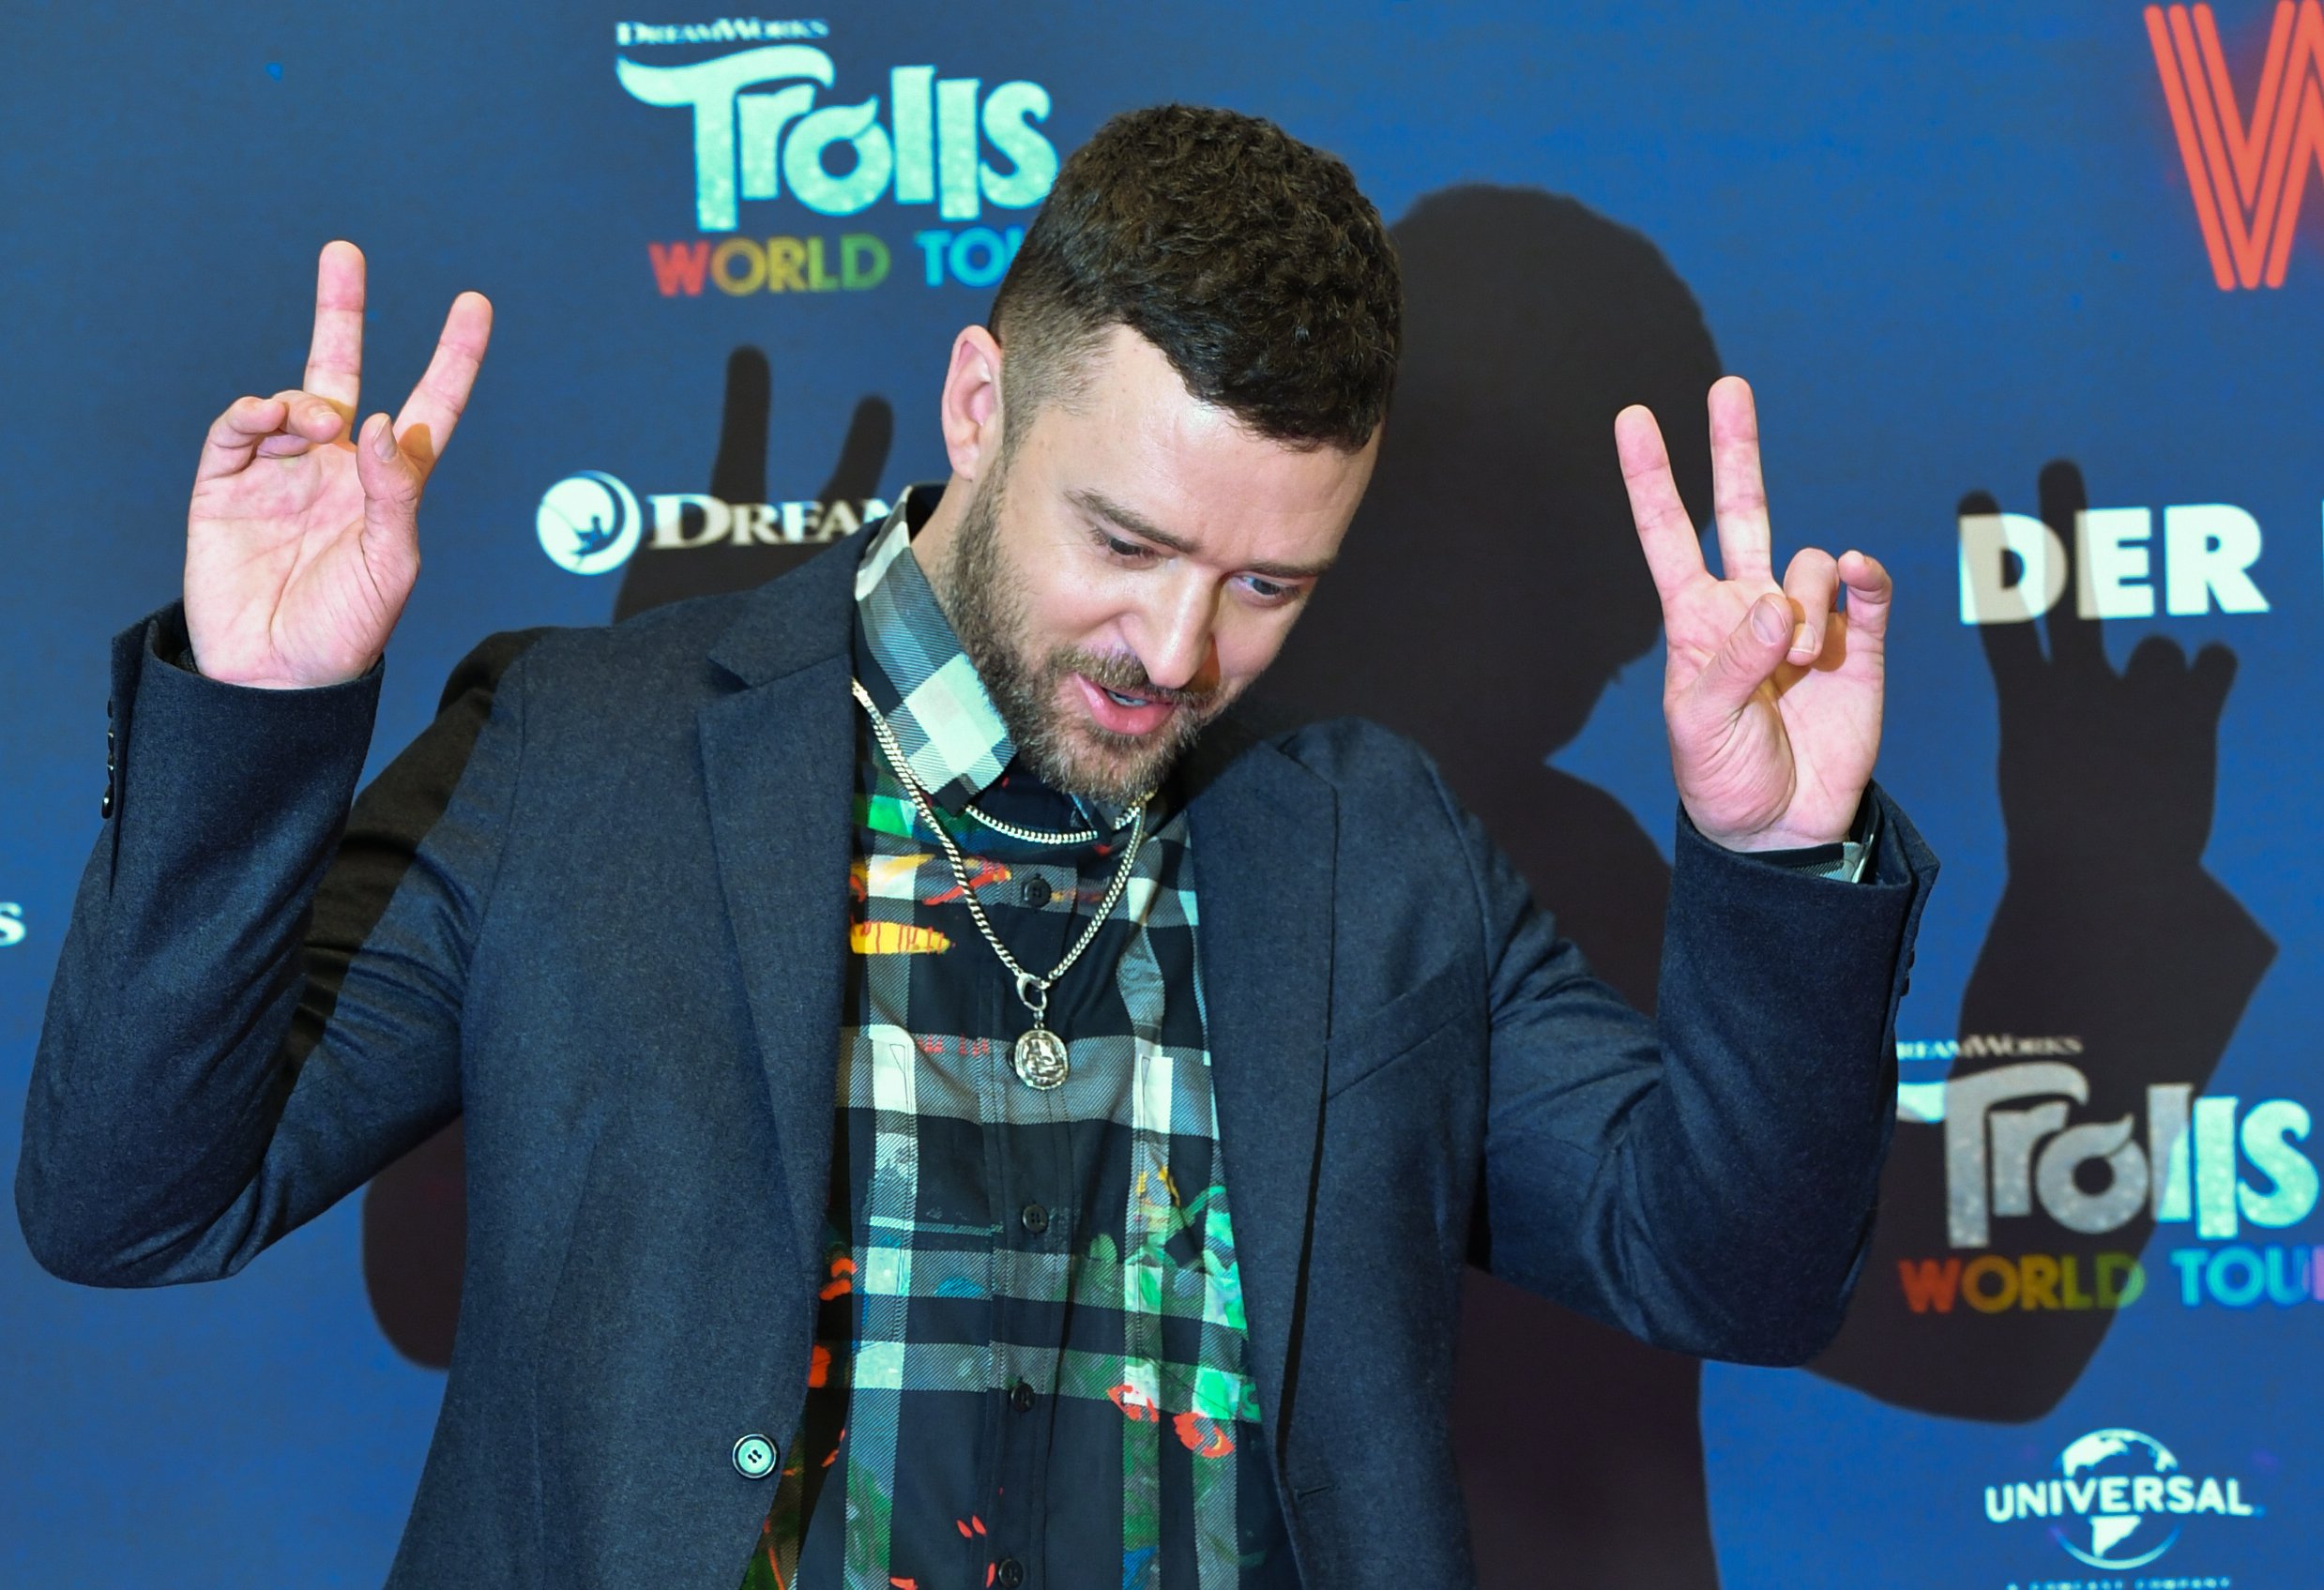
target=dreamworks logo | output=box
[0,903,22,949]
[536,471,888,574]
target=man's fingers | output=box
[1684,593,1793,721]
[1838,549,1893,652]
[198,389,348,474]
[1781,547,1839,664]
[302,240,367,416]
[195,395,287,480]
[393,291,494,471]
[269,387,345,442]
[1708,375,1772,585]
[1615,402,1707,600]
[196,392,337,473]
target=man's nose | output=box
[1133,576,1223,695]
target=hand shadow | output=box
[1259,185,1724,1589]
[1808,461,2273,1420]
[358,351,894,1369]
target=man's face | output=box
[938,325,1378,805]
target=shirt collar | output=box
[853,484,1020,811]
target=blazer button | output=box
[733,1433,776,1479]
[995,1558,1025,1588]
[99,787,114,820]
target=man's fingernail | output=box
[372,416,396,460]
[1791,623,1815,656]
[1751,598,1788,644]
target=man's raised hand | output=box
[1616,375,1890,852]
[183,241,493,689]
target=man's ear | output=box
[939,325,1006,482]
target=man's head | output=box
[911,104,1401,804]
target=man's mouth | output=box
[1073,673,1180,737]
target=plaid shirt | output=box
[738,490,1296,1590]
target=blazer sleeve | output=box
[15,601,541,1287]
[1460,776,1938,1364]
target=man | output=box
[19,106,1935,1588]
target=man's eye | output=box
[1094,529,1153,561]
[1240,575,1299,604]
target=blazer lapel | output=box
[1187,727,1337,1464]
[697,538,862,1284]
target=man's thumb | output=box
[1691,595,1792,719]
[357,413,421,516]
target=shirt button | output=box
[996,1559,1025,1588]
[1010,1380,1036,1414]
[732,1433,776,1479]
[1019,1203,1049,1235]
[1022,876,1052,908]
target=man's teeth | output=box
[1102,687,1151,707]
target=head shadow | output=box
[1261,183,1718,770]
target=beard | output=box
[940,466,1229,807]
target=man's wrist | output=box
[1703,795,1879,882]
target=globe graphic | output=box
[536,472,642,574]
[2056,1428,2182,1569]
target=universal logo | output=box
[1983,1427,2258,1570]
[536,470,889,574]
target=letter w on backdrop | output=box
[2148,2,2324,289]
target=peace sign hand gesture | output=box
[1617,375,1891,852]
[184,240,494,689]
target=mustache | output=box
[1063,650,1221,711]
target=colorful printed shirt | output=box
[738,488,1296,1590]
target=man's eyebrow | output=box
[1066,486,1337,581]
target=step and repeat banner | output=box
[4,3,2317,1585]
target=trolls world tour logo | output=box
[613,19,1057,296]
[2148,2,2324,290]
[1986,1428,2259,1576]
[1891,1041,2319,1316]
[536,469,889,575]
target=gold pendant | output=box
[1011,1024,1070,1089]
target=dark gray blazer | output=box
[19,532,1935,1588]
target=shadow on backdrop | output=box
[1809,461,2272,1419]
[360,348,894,1368]
[1260,184,1724,1590]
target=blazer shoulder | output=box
[1223,703,1465,839]
[416,590,755,727]
[1253,705,1447,795]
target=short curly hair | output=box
[988,104,1401,454]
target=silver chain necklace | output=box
[851,677,1150,1089]
[961,796,1136,847]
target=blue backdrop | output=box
[5,3,2316,1583]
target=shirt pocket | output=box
[1324,959,1473,1099]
